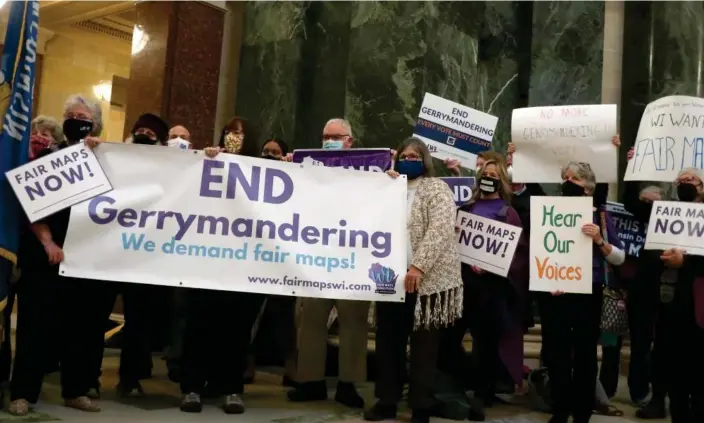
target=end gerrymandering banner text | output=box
[60,144,407,302]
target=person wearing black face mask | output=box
[129,113,169,146]
[260,138,288,161]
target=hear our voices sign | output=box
[625,95,704,182]
[529,197,593,294]
[5,143,112,222]
[60,143,407,302]
[644,201,704,256]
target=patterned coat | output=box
[408,177,463,329]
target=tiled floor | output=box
[0,351,665,423]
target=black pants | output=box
[374,293,439,410]
[538,291,602,423]
[0,279,15,384]
[180,289,265,395]
[626,276,659,402]
[10,267,103,401]
[250,295,297,366]
[650,299,675,403]
[667,300,704,422]
[598,336,622,398]
[91,282,160,384]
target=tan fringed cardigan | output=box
[408,177,464,329]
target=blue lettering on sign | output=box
[413,118,491,156]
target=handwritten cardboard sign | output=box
[511,104,618,183]
[625,96,704,182]
[529,196,593,293]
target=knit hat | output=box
[132,113,169,143]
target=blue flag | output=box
[0,1,40,312]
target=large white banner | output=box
[60,143,407,302]
[529,196,593,294]
[625,96,704,182]
[644,201,704,256]
[413,93,498,170]
[511,104,618,183]
[455,211,522,277]
[5,143,112,222]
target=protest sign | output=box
[605,201,646,257]
[455,211,522,277]
[511,104,618,183]
[440,177,475,206]
[644,201,704,256]
[60,143,407,302]
[5,143,112,222]
[529,196,593,293]
[292,148,392,172]
[625,96,704,182]
[413,93,498,170]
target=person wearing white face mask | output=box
[168,125,192,150]
[287,118,369,409]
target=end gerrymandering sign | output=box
[60,143,407,302]
[5,143,112,222]
[644,201,704,256]
[625,96,704,182]
[413,93,498,170]
[292,148,392,172]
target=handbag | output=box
[599,212,629,334]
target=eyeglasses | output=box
[323,133,349,141]
[399,153,421,161]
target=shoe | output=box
[116,380,145,397]
[334,381,364,408]
[87,381,101,399]
[180,392,202,413]
[287,380,327,402]
[64,396,101,412]
[222,394,245,414]
[411,409,431,423]
[363,402,397,421]
[282,375,298,388]
[468,397,485,421]
[8,399,29,416]
[635,401,667,419]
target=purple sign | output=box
[440,177,476,206]
[605,201,646,257]
[292,148,393,172]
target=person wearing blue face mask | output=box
[289,117,370,409]
[364,137,462,423]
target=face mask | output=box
[479,176,500,194]
[561,180,585,197]
[677,183,699,202]
[29,135,51,160]
[224,132,243,154]
[167,137,191,150]
[133,134,158,145]
[593,183,609,209]
[63,118,93,143]
[395,160,424,180]
[323,140,344,150]
[262,154,280,161]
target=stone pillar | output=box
[123,1,225,149]
[601,1,624,200]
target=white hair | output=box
[561,161,596,192]
[677,167,703,182]
[324,118,353,139]
[639,185,664,198]
[63,94,103,136]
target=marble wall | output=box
[235,1,606,172]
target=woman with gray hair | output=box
[537,161,625,423]
[8,95,105,415]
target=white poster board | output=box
[413,93,498,170]
[529,196,593,293]
[511,104,618,183]
[60,143,408,302]
[644,200,704,256]
[625,96,704,182]
[5,143,112,222]
[455,211,522,277]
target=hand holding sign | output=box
[661,248,685,268]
